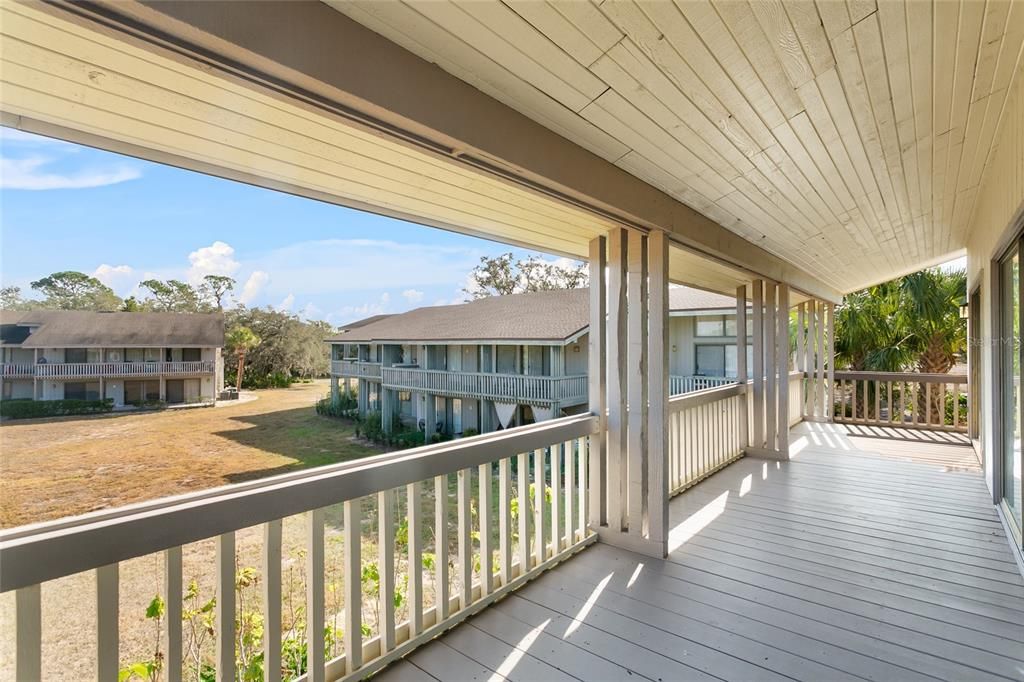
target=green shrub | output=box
[461,428,480,438]
[0,398,114,419]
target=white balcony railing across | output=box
[1,415,597,682]
[831,370,968,432]
[669,375,736,396]
[381,367,588,406]
[668,382,747,494]
[1,363,34,378]
[331,359,382,379]
[31,361,215,378]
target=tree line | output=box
[0,272,331,389]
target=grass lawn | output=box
[0,380,382,528]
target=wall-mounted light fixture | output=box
[572,345,580,353]
[959,296,969,320]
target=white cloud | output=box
[402,289,425,304]
[238,271,270,304]
[337,292,391,322]
[0,156,142,190]
[277,293,296,311]
[299,302,322,321]
[92,264,135,292]
[187,241,240,282]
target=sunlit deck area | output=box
[379,424,1024,682]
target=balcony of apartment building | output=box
[2,3,1022,682]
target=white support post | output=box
[796,302,806,418]
[424,393,436,442]
[752,280,765,449]
[606,228,628,532]
[816,300,826,419]
[646,231,669,550]
[776,284,790,452]
[765,283,777,452]
[588,236,607,529]
[736,285,749,449]
[823,303,831,419]
[626,230,646,537]
[806,299,816,418]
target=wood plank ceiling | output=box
[329,0,1024,292]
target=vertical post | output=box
[736,285,748,449]
[307,509,325,682]
[626,230,647,537]
[806,299,817,418]
[776,283,790,451]
[262,522,281,682]
[16,585,41,682]
[646,231,669,549]
[343,500,362,674]
[751,280,765,449]
[407,482,423,636]
[381,388,393,434]
[796,302,805,418]
[588,236,607,529]
[826,302,835,422]
[97,564,119,682]
[816,300,826,417]
[215,535,234,682]
[765,283,777,452]
[424,393,436,442]
[606,228,628,532]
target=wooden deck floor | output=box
[376,423,1024,682]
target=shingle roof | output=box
[328,285,738,344]
[0,310,225,348]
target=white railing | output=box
[1,363,33,378]
[32,361,215,378]
[668,383,747,494]
[832,371,968,432]
[331,359,382,379]
[0,415,597,682]
[381,367,588,406]
[669,375,736,396]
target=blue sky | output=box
[0,127,567,325]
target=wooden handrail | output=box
[0,414,597,593]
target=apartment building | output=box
[0,310,225,406]
[328,285,750,436]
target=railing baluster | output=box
[925,382,932,425]
[517,452,530,574]
[577,436,587,539]
[478,463,492,596]
[565,439,575,547]
[434,475,449,621]
[15,584,41,682]
[407,482,423,637]
[308,509,326,682]
[534,448,546,566]
[952,383,959,430]
[379,490,396,653]
[457,468,472,611]
[874,380,881,425]
[97,563,120,681]
[498,458,512,586]
[165,546,184,682]
[343,500,362,674]
[261,522,281,682]
[551,443,561,553]
[215,533,235,682]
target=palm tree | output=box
[834,267,966,423]
[226,325,261,391]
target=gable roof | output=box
[0,310,225,348]
[328,285,740,344]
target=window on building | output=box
[695,345,726,376]
[144,348,161,362]
[125,380,160,404]
[65,381,101,400]
[695,315,725,337]
[65,348,88,363]
[126,348,145,363]
[181,348,202,362]
[105,348,123,362]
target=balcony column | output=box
[826,302,835,422]
[747,281,790,460]
[736,285,749,448]
[330,375,339,404]
[589,227,670,558]
[381,389,393,435]
[424,394,436,442]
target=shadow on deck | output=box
[377,423,1024,682]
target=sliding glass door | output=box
[999,246,1022,538]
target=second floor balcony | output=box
[382,366,588,407]
[12,361,216,379]
[330,359,383,380]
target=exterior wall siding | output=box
[966,72,1024,496]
